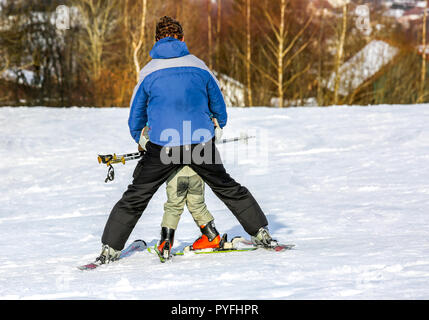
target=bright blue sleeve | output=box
[128,82,148,143]
[207,76,227,128]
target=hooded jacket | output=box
[128,37,227,147]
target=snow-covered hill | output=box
[0,104,429,299]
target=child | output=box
[157,165,222,259]
[140,126,222,260]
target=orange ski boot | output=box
[192,221,221,250]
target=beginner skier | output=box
[157,165,222,258]
[94,16,277,264]
[140,126,223,259]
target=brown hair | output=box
[155,16,184,41]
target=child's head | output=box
[155,16,184,42]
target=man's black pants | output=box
[101,139,268,250]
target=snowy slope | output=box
[0,105,429,299]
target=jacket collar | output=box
[149,37,190,59]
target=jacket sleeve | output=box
[128,81,148,143]
[207,75,227,128]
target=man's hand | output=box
[139,126,150,151]
[212,118,223,142]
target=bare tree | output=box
[317,9,326,106]
[207,0,213,69]
[333,3,348,105]
[245,0,253,106]
[0,30,10,74]
[124,0,148,82]
[418,2,427,103]
[257,0,313,107]
[216,0,222,71]
[0,12,9,74]
[73,0,119,82]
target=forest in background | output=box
[0,0,428,108]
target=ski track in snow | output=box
[0,105,429,299]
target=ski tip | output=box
[77,263,98,271]
[275,244,295,251]
[133,239,147,247]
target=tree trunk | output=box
[246,0,253,107]
[317,10,325,106]
[277,0,286,108]
[133,0,147,82]
[333,4,347,106]
[419,3,427,103]
[124,0,147,82]
[216,0,222,72]
[208,0,213,69]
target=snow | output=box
[384,8,405,18]
[214,72,245,107]
[2,69,36,85]
[1,104,429,299]
[326,0,350,8]
[326,40,399,96]
[271,97,318,107]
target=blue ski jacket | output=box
[128,37,227,147]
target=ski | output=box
[232,237,295,252]
[173,247,257,256]
[147,244,255,262]
[147,236,294,262]
[174,237,294,255]
[77,239,147,271]
[147,246,170,263]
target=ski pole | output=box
[98,135,254,166]
[218,135,255,144]
[98,152,143,183]
[98,135,255,182]
[98,152,142,166]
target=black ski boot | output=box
[156,227,175,261]
[251,227,278,248]
[94,244,122,265]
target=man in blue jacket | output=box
[96,16,277,263]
